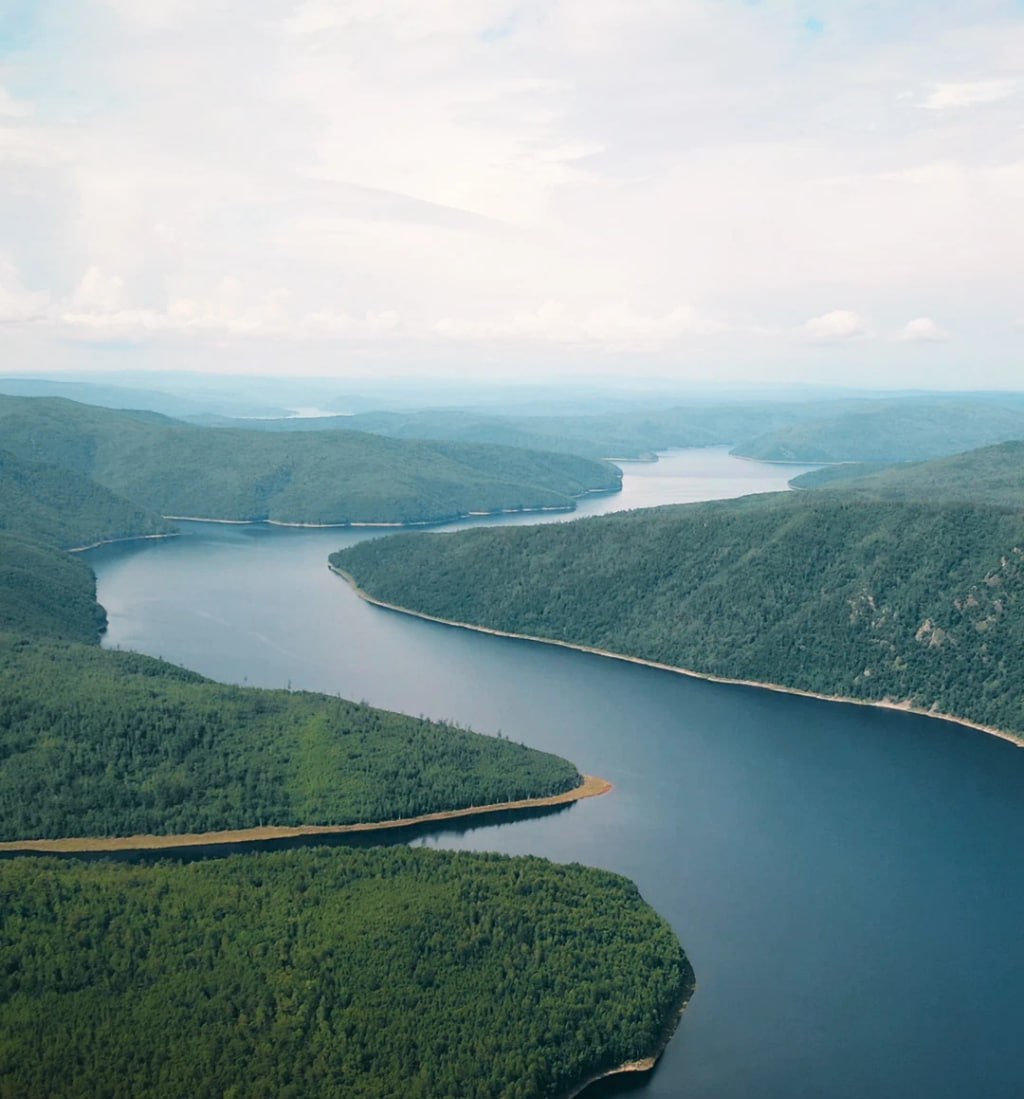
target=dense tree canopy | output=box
[335,487,1024,737]
[790,441,1024,508]
[0,637,579,841]
[0,396,620,525]
[0,536,106,644]
[733,399,1024,463]
[0,448,171,549]
[0,848,693,1099]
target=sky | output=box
[0,0,1021,387]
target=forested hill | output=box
[0,448,171,549]
[187,401,829,458]
[733,399,1024,463]
[0,395,620,524]
[192,394,1024,465]
[0,640,580,841]
[0,437,581,842]
[0,849,692,1099]
[334,490,1024,739]
[0,536,107,643]
[790,442,1024,509]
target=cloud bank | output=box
[0,1,1020,384]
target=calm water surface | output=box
[88,449,1024,1099]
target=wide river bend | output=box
[88,449,1024,1099]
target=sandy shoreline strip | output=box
[0,775,611,854]
[159,488,616,531]
[331,567,1024,750]
[67,532,179,553]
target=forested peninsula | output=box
[0,395,620,525]
[0,849,694,1099]
[0,451,584,842]
[333,450,1024,742]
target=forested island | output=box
[0,396,620,525]
[0,415,692,1098]
[333,444,1024,742]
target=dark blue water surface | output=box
[87,450,1024,1099]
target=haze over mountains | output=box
[6,375,1024,467]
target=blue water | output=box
[87,449,1024,1098]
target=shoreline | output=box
[331,567,1024,750]
[564,980,695,1099]
[163,502,584,530]
[68,531,179,553]
[158,480,620,532]
[0,774,611,854]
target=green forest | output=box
[0,396,620,525]
[0,638,578,841]
[335,478,1024,738]
[0,848,693,1099]
[0,536,107,644]
[732,397,1024,463]
[790,441,1024,508]
[0,448,171,550]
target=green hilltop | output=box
[733,398,1024,464]
[195,393,1024,464]
[0,536,108,644]
[790,441,1024,509]
[0,410,587,842]
[0,395,620,524]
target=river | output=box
[87,448,1024,1099]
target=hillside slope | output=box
[0,440,581,842]
[0,535,107,643]
[0,396,620,524]
[0,448,171,549]
[790,442,1024,508]
[335,491,1024,738]
[735,400,1024,463]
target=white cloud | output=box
[58,273,403,342]
[921,80,1017,110]
[302,308,400,339]
[1,1,1022,383]
[797,310,870,344]
[897,317,951,342]
[0,258,49,324]
[70,267,124,313]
